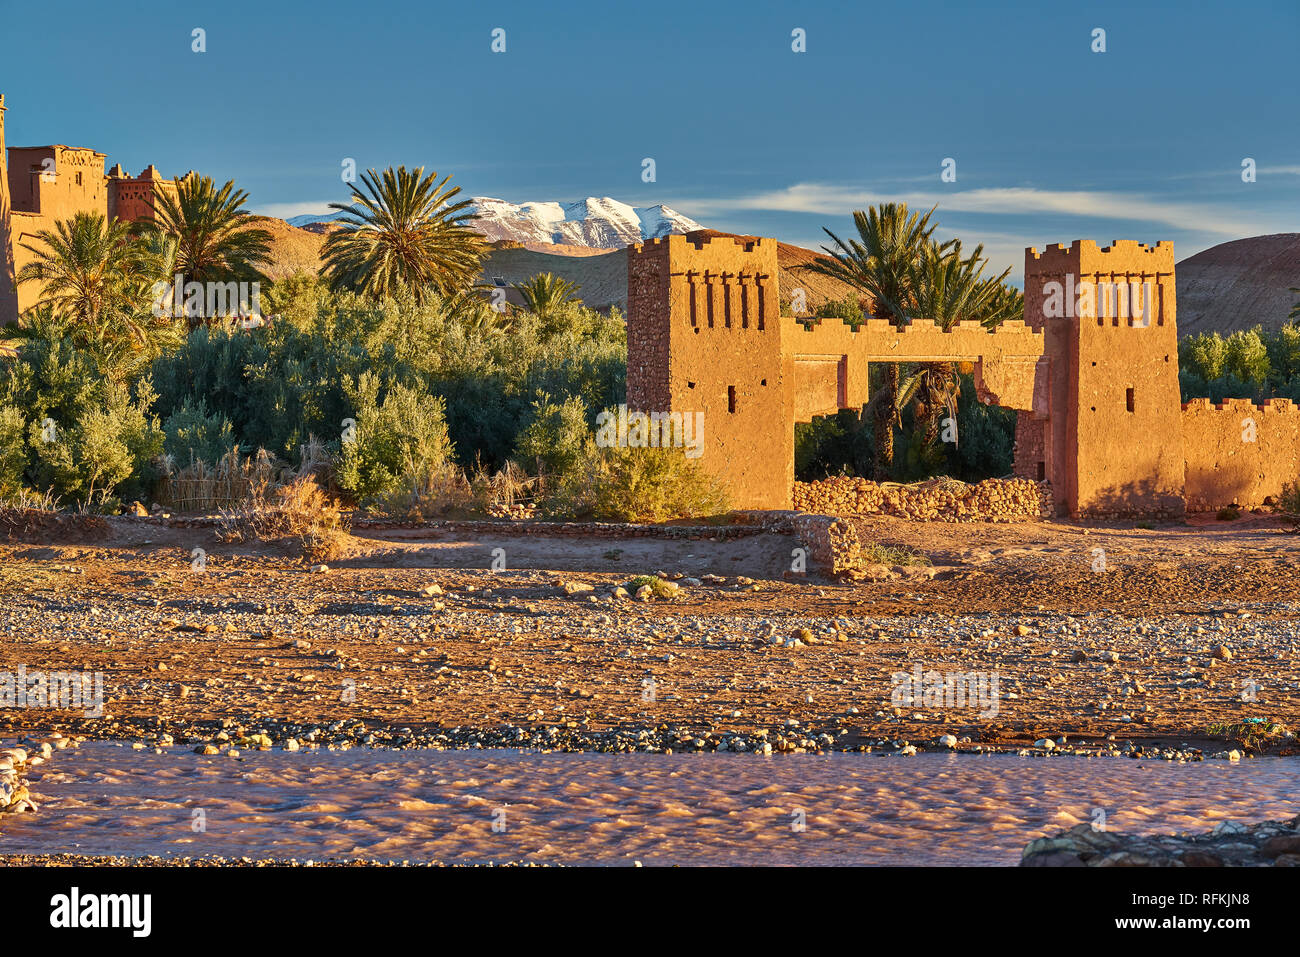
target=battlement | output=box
[1181,397,1300,415]
[1026,239,1175,278]
[629,232,775,257]
[792,316,1035,336]
[1028,238,1174,259]
[621,229,1294,520]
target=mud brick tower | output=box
[1023,240,1185,518]
[626,233,794,508]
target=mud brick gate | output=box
[626,233,1300,519]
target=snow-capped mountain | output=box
[288,197,705,249]
[468,197,704,248]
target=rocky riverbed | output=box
[1,552,1296,756]
[1023,815,1300,866]
[2,514,1297,865]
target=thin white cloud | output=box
[691,182,1270,238]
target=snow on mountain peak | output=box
[464,195,704,248]
[286,195,705,249]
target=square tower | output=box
[1025,240,1185,518]
[626,233,793,509]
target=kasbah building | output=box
[2,91,1297,523]
[0,93,182,326]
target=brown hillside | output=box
[253,218,864,314]
[477,229,863,314]
[480,247,628,311]
[1177,234,1300,336]
[252,217,326,280]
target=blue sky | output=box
[3,0,1296,281]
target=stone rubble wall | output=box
[790,514,862,575]
[793,476,1053,522]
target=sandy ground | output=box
[1,512,1298,755]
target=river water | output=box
[3,744,1297,865]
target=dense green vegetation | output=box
[22,173,1293,517]
[1177,326,1300,404]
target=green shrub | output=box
[625,574,679,597]
[1275,482,1300,532]
[1179,326,1300,404]
[335,373,455,502]
[0,335,162,508]
[26,382,163,510]
[946,373,1016,480]
[1223,330,1271,385]
[542,439,729,523]
[163,398,237,467]
[515,394,590,479]
[149,287,625,475]
[813,296,866,326]
[0,406,27,501]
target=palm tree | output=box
[894,241,1015,455]
[321,165,485,303]
[514,272,581,318]
[12,214,183,377]
[151,174,273,327]
[16,211,145,329]
[801,203,944,477]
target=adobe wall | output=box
[1181,398,1300,510]
[107,165,177,224]
[787,315,1047,422]
[628,232,1207,518]
[1013,413,1047,481]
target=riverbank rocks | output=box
[1023,815,1300,866]
[2,734,86,819]
[793,476,1053,522]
